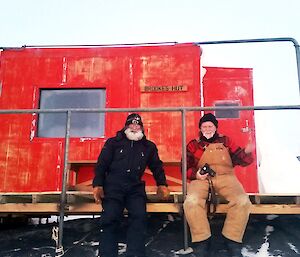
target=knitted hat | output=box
[199,113,218,128]
[125,113,143,127]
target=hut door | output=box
[202,67,258,193]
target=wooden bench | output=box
[1,159,300,215]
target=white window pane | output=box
[38,89,106,138]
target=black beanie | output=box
[125,113,143,127]
[199,113,218,128]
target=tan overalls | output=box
[183,143,252,243]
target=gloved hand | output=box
[156,185,170,200]
[93,186,104,204]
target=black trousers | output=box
[99,182,147,257]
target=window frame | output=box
[30,87,106,140]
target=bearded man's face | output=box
[124,124,144,141]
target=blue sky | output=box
[1,0,300,192]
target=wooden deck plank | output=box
[1,191,300,214]
[0,203,181,214]
[1,203,300,214]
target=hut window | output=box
[37,89,106,138]
[214,101,240,119]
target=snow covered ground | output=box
[1,214,300,257]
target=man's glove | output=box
[156,185,170,200]
[93,186,104,204]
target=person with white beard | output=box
[93,113,170,257]
[183,113,255,257]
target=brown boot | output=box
[192,238,211,257]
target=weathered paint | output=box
[203,67,258,192]
[0,44,258,193]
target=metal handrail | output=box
[1,104,300,114]
[195,37,300,95]
[1,105,300,254]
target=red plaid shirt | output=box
[186,133,253,180]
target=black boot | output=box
[224,237,242,257]
[192,237,211,257]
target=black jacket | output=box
[93,130,167,187]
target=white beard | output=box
[124,128,144,141]
[203,132,214,139]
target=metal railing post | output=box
[181,109,189,250]
[292,39,300,94]
[56,110,72,257]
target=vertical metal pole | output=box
[293,41,300,95]
[181,109,189,250]
[57,110,71,256]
